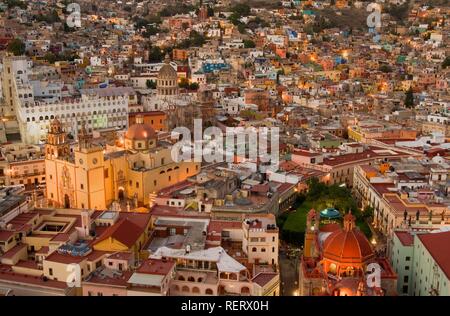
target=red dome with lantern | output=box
[322,211,375,265]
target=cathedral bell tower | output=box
[45,118,70,160]
[304,209,320,258]
[74,122,106,210]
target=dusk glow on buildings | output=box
[0,0,448,306]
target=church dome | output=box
[125,116,156,141]
[322,212,374,265]
[158,54,177,80]
[50,118,63,133]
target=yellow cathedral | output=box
[45,116,200,210]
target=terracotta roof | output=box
[0,230,15,241]
[107,252,133,261]
[320,223,341,233]
[125,122,156,141]
[418,231,450,279]
[45,251,86,264]
[36,246,49,255]
[0,264,67,290]
[323,216,374,265]
[50,233,71,242]
[136,259,175,275]
[395,231,414,247]
[252,272,278,287]
[14,260,40,270]
[0,244,27,260]
[84,269,133,287]
[208,221,242,234]
[129,111,166,117]
[93,218,143,248]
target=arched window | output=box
[182,286,189,292]
[192,287,200,294]
[252,247,257,252]
[188,276,195,282]
[178,275,185,281]
[205,288,213,295]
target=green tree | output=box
[7,38,25,56]
[404,87,414,108]
[6,0,27,9]
[189,82,199,90]
[43,52,57,64]
[237,24,246,34]
[442,56,450,69]
[146,80,157,89]
[148,46,164,62]
[243,39,255,48]
[178,77,190,89]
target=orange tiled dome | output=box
[322,212,374,264]
[125,116,156,141]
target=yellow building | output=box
[45,116,200,209]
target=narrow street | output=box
[279,248,299,296]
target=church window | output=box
[136,182,139,188]
[161,158,165,165]
[252,247,257,252]
[168,176,171,182]
[80,184,84,190]
[154,180,157,186]
[104,169,109,178]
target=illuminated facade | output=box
[298,210,397,296]
[45,116,200,209]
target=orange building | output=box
[299,210,397,296]
[244,89,270,112]
[128,111,167,132]
[172,49,189,61]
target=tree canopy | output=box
[7,38,25,56]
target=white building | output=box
[390,229,450,296]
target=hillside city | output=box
[0,0,449,297]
